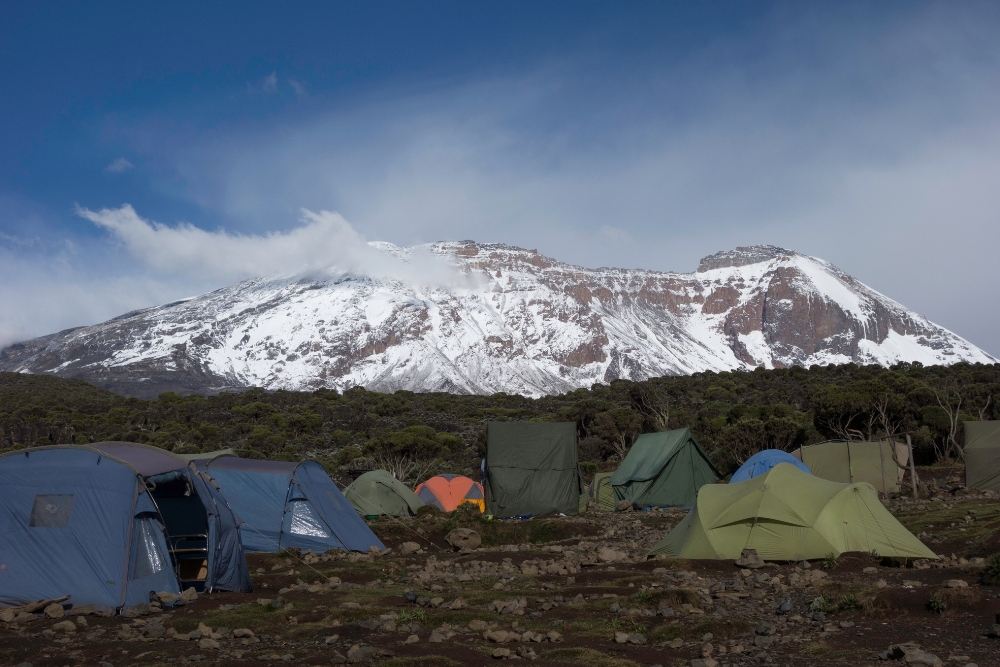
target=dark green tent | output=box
[485,422,582,517]
[610,428,718,508]
[965,421,1000,491]
[588,472,617,511]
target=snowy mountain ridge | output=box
[0,242,993,398]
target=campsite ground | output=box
[2,464,999,667]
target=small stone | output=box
[445,528,482,550]
[404,634,419,644]
[701,642,714,657]
[863,567,878,574]
[546,630,563,643]
[51,620,76,633]
[469,620,488,632]
[233,628,255,638]
[598,547,625,563]
[330,651,347,665]
[735,548,764,569]
[876,579,888,588]
[944,579,969,588]
[627,633,647,645]
[198,638,220,650]
[492,648,511,658]
[400,542,421,555]
[180,587,198,602]
[669,638,684,648]
[690,659,719,667]
[428,631,444,643]
[43,603,65,619]
[617,499,633,511]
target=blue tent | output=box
[200,456,384,554]
[730,449,811,483]
[88,443,252,594]
[0,447,180,612]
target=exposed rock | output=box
[445,528,482,550]
[180,588,198,602]
[598,547,626,563]
[43,603,65,619]
[616,500,633,512]
[404,634,419,644]
[736,548,764,569]
[944,579,968,588]
[51,620,76,633]
[400,542,421,555]
[198,638,220,650]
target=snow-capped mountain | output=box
[1,243,993,398]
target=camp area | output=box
[415,474,485,512]
[344,469,425,518]
[200,455,384,553]
[483,421,582,518]
[649,463,937,561]
[790,440,909,494]
[610,428,719,509]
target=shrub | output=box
[927,593,946,614]
[982,554,1000,586]
[822,553,838,570]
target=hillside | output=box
[0,243,992,398]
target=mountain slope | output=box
[1,243,993,398]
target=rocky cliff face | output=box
[1,243,993,398]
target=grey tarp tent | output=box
[87,442,252,594]
[610,428,719,508]
[965,421,1000,491]
[790,441,907,495]
[0,446,180,611]
[484,422,582,517]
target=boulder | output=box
[43,603,65,619]
[598,547,625,563]
[446,528,482,550]
[400,542,421,555]
[198,638,220,650]
[51,620,76,633]
[180,587,198,602]
[616,500,633,512]
[614,631,629,644]
[735,548,764,569]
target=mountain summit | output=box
[1,243,993,398]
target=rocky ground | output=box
[2,467,999,667]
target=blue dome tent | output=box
[87,442,252,594]
[199,456,384,554]
[0,447,180,612]
[730,449,811,483]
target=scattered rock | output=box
[668,638,684,648]
[51,620,76,633]
[492,648,511,658]
[690,659,719,667]
[876,579,888,588]
[598,547,626,563]
[546,630,563,643]
[627,633,647,645]
[863,567,878,574]
[43,603,65,619]
[198,638,220,650]
[445,528,482,550]
[346,645,376,664]
[404,634,419,644]
[617,500,633,511]
[944,579,969,588]
[400,542,421,555]
[180,588,198,602]
[735,548,764,569]
[614,631,629,643]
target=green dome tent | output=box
[964,421,1000,491]
[588,472,617,511]
[610,428,718,509]
[344,470,425,518]
[648,463,936,561]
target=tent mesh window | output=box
[289,501,331,538]
[131,516,168,579]
[28,494,74,528]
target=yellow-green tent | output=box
[964,421,1000,491]
[648,463,936,561]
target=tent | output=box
[344,470,425,518]
[790,441,907,494]
[175,449,236,464]
[0,446,180,611]
[201,456,384,553]
[730,449,811,483]
[588,472,617,511]
[87,442,252,593]
[415,474,485,512]
[484,422,582,518]
[964,421,1000,491]
[610,428,719,509]
[648,463,937,561]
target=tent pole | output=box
[878,439,889,498]
[907,434,918,498]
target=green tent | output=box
[588,472,617,511]
[344,470,425,518]
[610,428,718,508]
[792,441,904,494]
[964,421,1000,491]
[174,448,235,462]
[649,463,936,561]
[484,422,582,517]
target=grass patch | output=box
[608,617,647,634]
[541,647,642,667]
[382,657,463,667]
[650,619,751,643]
[397,609,426,623]
[656,588,702,608]
[171,603,284,633]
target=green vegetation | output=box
[1,361,997,485]
[983,554,1000,585]
[927,593,946,613]
[822,553,839,570]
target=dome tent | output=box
[200,456,383,553]
[0,446,180,612]
[415,474,485,512]
[730,449,810,483]
[87,442,252,594]
[611,428,719,509]
[649,463,936,561]
[345,470,425,518]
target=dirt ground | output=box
[2,466,999,667]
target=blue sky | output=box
[1,1,999,355]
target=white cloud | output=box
[289,79,306,98]
[76,204,474,288]
[105,157,134,173]
[599,225,633,245]
[248,71,278,95]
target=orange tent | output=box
[415,474,485,512]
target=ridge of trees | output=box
[1,362,997,486]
